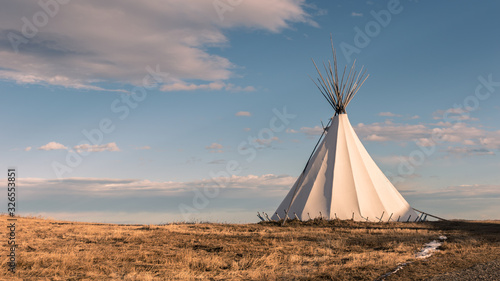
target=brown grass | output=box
[1,215,498,280]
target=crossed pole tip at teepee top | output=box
[310,36,370,116]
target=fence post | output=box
[378,211,385,222]
[387,213,393,222]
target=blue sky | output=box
[1,0,499,223]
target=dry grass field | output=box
[1,215,499,280]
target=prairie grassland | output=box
[1,215,498,280]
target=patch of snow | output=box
[376,236,448,280]
[387,263,407,276]
[415,236,447,259]
[416,240,442,259]
[375,262,412,281]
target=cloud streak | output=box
[235,111,251,117]
[16,174,296,197]
[206,142,224,153]
[161,82,255,92]
[378,112,401,117]
[12,176,500,223]
[73,142,120,152]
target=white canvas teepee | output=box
[272,45,416,223]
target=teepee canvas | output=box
[272,45,416,223]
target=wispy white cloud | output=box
[479,137,500,149]
[359,120,500,157]
[225,84,256,92]
[355,122,428,142]
[351,12,363,17]
[406,183,500,199]
[161,82,255,92]
[15,174,296,196]
[24,146,32,151]
[415,138,435,147]
[0,71,127,93]
[365,134,390,142]
[136,146,151,150]
[300,126,323,136]
[38,142,67,151]
[356,120,500,150]
[378,112,401,117]
[73,142,120,152]
[12,176,499,223]
[463,140,476,146]
[432,108,479,121]
[206,142,224,153]
[254,136,280,146]
[161,82,225,91]
[235,111,251,117]
[445,146,494,156]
